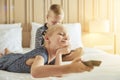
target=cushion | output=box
[31,22,83,50]
[0,23,21,29]
[0,23,23,54]
[31,22,43,49]
[63,23,83,50]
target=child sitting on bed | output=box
[35,4,83,61]
[0,24,93,78]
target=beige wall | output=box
[0,0,120,54]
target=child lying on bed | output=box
[0,24,93,78]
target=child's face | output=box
[47,11,64,25]
[49,27,70,49]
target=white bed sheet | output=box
[0,47,120,80]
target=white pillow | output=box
[31,22,83,50]
[63,23,83,50]
[31,22,43,49]
[0,23,21,29]
[0,24,23,54]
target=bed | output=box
[0,23,120,80]
[0,47,120,80]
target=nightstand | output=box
[82,32,115,54]
[94,45,114,53]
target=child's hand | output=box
[55,46,71,65]
[70,58,94,73]
[62,47,83,61]
[56,46,71,55]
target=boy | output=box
[35,4,64,48]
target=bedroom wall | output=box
[0,0,120,54]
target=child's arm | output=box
[31,56,93,78]
[62,47,83,61]
[55,53,62,65]
[55,46,71,65]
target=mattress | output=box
[0,47,120,80]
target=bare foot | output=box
[0,53,3,58]
[4,48,11,55]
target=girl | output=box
[0,24,93,78]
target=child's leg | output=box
[0,53,3,58]
[0,48,11,58]
[4,48,11,55]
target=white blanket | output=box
[0,47,120,80]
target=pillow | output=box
[31,22,43,49]
[31,22,83,50]
[0,24,23,54]
[63,23,83,50]
[0,23,21,29]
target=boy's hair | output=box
[48,4,64,15]
[45,24,64,37]
[44,24,64,46]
